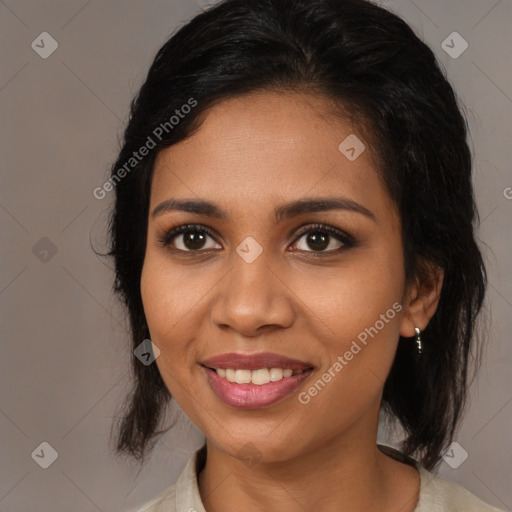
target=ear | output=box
[399,261,444,338]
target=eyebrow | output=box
[152,196,376,222]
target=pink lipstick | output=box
[201,352,314,409]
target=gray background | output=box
[0,0,510,510]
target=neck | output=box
[197,413,420,512]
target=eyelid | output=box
[158,222,357,255]
[157,223,221,251]
[290,223,356,249]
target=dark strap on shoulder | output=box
[377,443,418,468]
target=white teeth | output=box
[269,368,283,381]
[251,368,270,385]
[215,367,307,385]
[235,369,252,384]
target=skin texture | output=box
[140,91,444,512]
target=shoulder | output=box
[128,482,178,512]
[416,466,505,512]
[128,445,207,512]
[378,444,504,512]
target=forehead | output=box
[150,90,393,219]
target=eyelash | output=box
[157,223,357,256]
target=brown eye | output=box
[292,224,356,253]
[159,224,222,252]
[181,230,208,250]
[303,231,332,251]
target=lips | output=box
[201,351,313,371]
[201,351,315,409]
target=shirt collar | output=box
[175,443,207,512]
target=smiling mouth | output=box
[200,351,314,407]
[202,366,312,385]
[202,365,315,409]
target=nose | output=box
[210,248,295,337]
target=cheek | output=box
[296,295,403,429]
[140,257,205,383]
[140,252,214,337]
[292,248,404,332]
[140,258,207,409]
[290,251,404,397]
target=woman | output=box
[108,0,504,510]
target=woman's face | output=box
[141,91,415,463]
